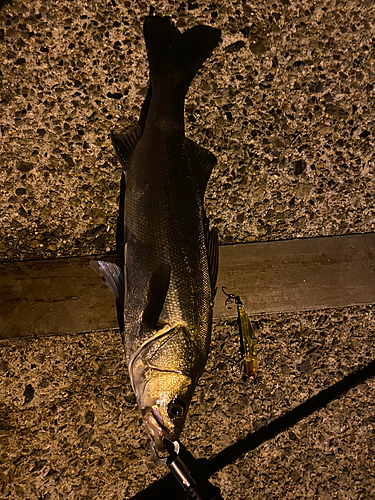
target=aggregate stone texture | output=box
[1,306,375,499]
[1,0,375,499]
[1,0,375,261]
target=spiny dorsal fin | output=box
[142,263,171,330]
[111,124,142,170]
[185,138,217,199]
[203,214,219,300]
[90,260,124,306]
[90,260,125,337]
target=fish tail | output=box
[143,15,221,94]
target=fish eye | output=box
[167,398,186,420]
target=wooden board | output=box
[214,233,375,317]
[0,255,120,340]
[1,234,375,339]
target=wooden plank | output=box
[0,256,119,340]
[213,233,375,317]
[1,234,375,340]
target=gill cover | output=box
[129,324,200,449]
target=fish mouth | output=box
[142,406,171,451]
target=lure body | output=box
[223,288,257,380]
[237,302,257,380]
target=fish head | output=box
[141,372,192,450]
[130,322,203,451]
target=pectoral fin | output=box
[142,264,171,330]
[203,214,219,300]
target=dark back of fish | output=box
[94,15,221,448]
[113,16,220,365]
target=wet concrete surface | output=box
[1,308,375,499]
[1,0,375,260]
[1,0,375,498]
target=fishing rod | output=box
[152,440,224,500]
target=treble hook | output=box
[222,286,243,309]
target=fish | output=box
[90,15,221,452]
[223,288,257,380]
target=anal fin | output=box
[185,138,217,199]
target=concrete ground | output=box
[1,0,375,498]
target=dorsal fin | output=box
[138,84,152,131]
[203,214,219,300]
[89,260,124,306]
[142,264,171,330]
[115,172,126,338]
[90,260,125,337]
[111,124,142,170]
[185,138,217,199]
[111,84,151,170]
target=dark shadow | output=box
[130,358,375,499]
[0,0,12,9]
[115,172,126,335]
[116,171,126,256]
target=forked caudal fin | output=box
[143,15,221,94]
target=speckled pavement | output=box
[1,0,375,498]
[1,309,375,499]
[1,0,375,259]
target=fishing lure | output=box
[223,288,257,380]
